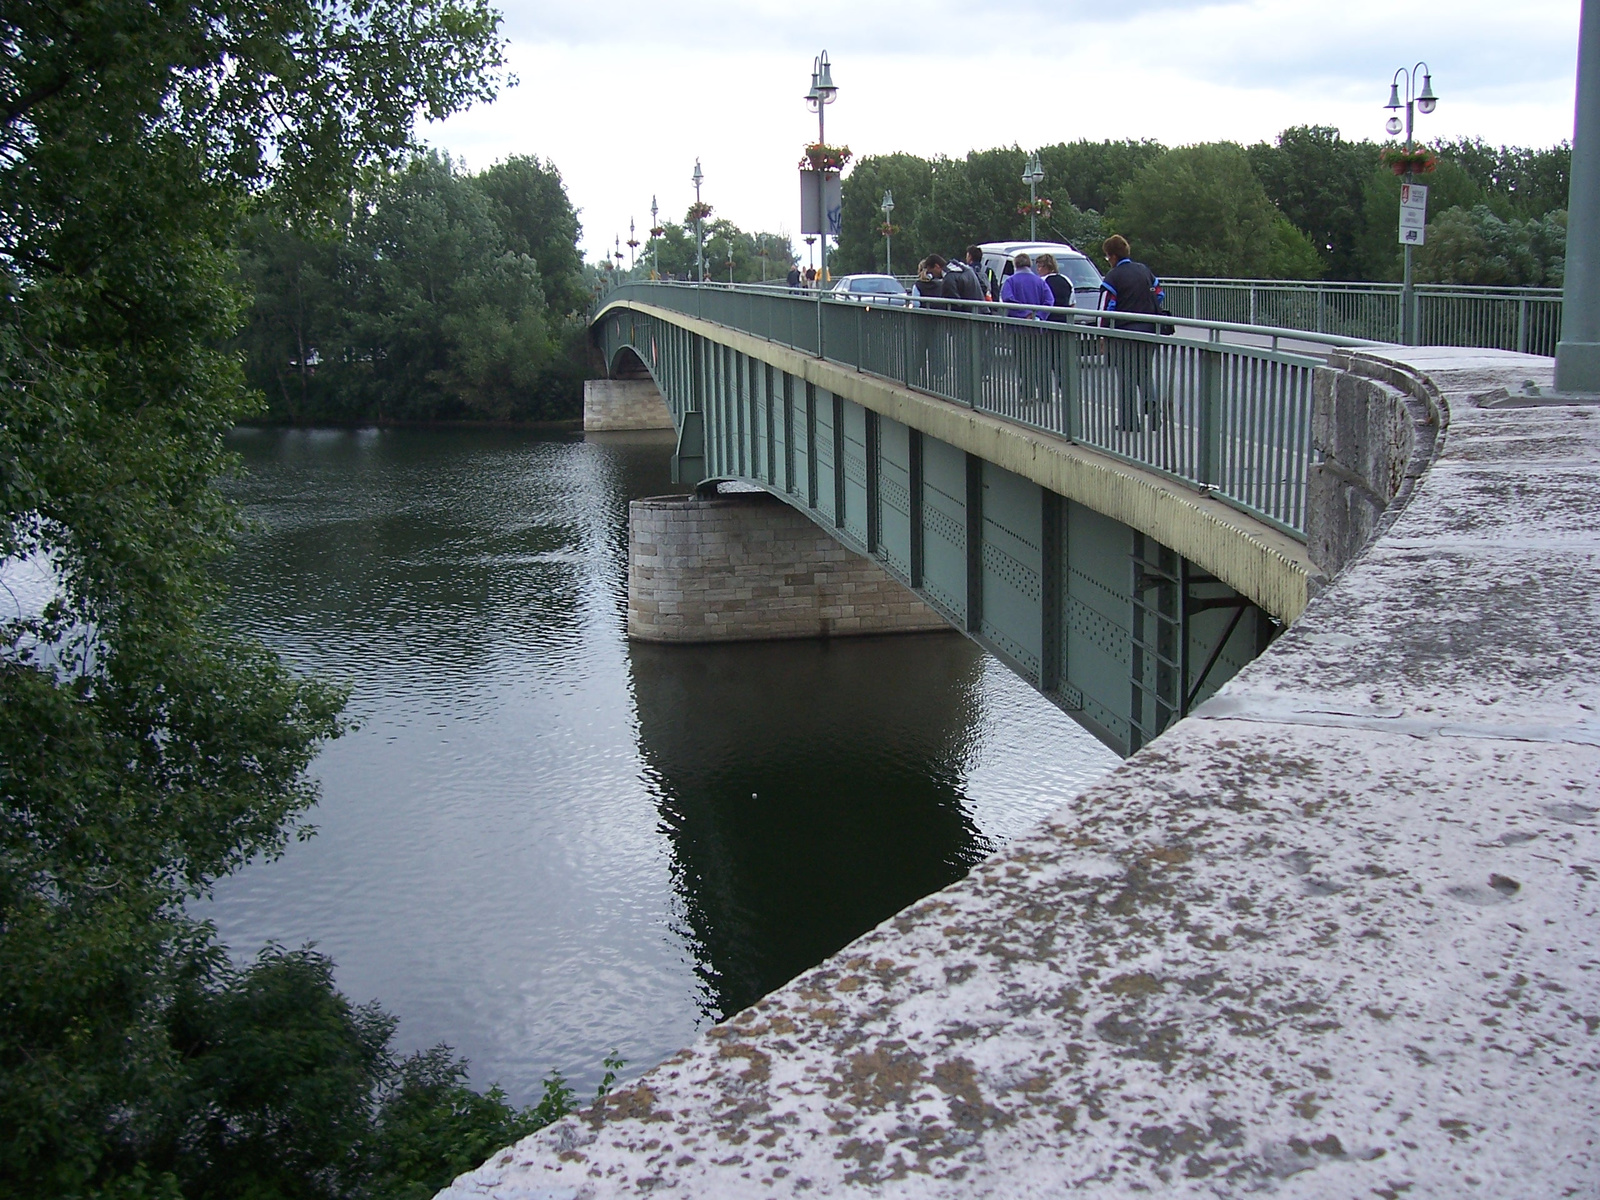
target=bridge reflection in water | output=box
[628,633,995,1019]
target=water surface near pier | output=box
[201,426,1116,1100]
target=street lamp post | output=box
[880,189,895,275]
[649,195,659,280]
[804,235,816,271]
[1557,0,1600,392]
[1384,63,1439,345]
[805,50,838,282]
[692,159,705,282]
[1022,152,1045,241]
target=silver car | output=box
[829,273,909,306]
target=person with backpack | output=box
[1098,234,1164,432]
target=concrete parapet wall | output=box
[628,492,950,642]
[1307,349,1443,579]
[583,379,675,432]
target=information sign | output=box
[1398,182,1428,246]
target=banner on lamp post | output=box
[800,170,843,237]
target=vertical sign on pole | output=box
[1397,182,1428,245]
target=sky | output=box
[423,0,1584,261]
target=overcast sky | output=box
[423,0,1584,261]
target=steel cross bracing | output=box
[596,298,1291,756]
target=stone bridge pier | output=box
[627,491,948,643]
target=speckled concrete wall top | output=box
[439,347,1599,1198]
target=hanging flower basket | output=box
[1017,197,1054,218]
[686,202,713,223]
[626,238,640,250]
[1381,146,1437,176]
[649,226,665,238]
[878,222,900,239]
[801,143,852,172]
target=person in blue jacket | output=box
[1098,234,1164,432]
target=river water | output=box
[202,426,1117,1102]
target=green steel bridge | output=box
[592,282,1374,756]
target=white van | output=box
[976,241,1102,308]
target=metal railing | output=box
[597,281,1384,540]
[1160,278,1563,356]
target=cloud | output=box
[430,0,1583,257]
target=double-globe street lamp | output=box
[881,189,895,275]
[692,159,705,282]
[1022,152,1045,241]
[649,195,660,280]
[1384,63,1439,345]
[804,50,838,283]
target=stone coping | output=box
[440,346,1599,1197]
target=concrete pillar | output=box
[1556,0,1600,391]
[583,379,675,432]
[628,492,952,643]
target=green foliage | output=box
[835,142,1149,276]
[1434,138,1571,218]
[1415,205,1567,287]
[1248,126,1378,280]
[1109,143,1311,278]
[836,130,1571,285]
[644,220,794,283]
[1354,159,1488,281]
[237,153,591,424]
[0,0,597,1196]
[1035,140,1167,216]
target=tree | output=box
[1248,126,1378,280]
[0,0,541,1194]
[1415,205,1567,287]
[1353,159,1488,281]
[1109,143,1323,279]
[236,154,592,424]
[1036,139,1166,216]
[1435,138,1572,219]
[475,157,588,314]
[645,219,793,283]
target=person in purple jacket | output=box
[998,252,1053,318]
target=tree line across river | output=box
[831,128,1571,287]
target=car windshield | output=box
[854,278,902,293]
[1068,261,1101,286]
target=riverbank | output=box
[234,416,585,434]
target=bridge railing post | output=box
[1198,347,1223,489]
[964,318,982,409]
[1065,329,1082,442]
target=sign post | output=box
[1398,182,1427,343]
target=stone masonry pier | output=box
[442,346,1599,1197]
[628,492,950,642]
[583,378,676,432]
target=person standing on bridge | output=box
[941,249,985,311]
[1035,252,1075,321]
[787,263,802,290]
[999,251,1053,319]
[1098,234,1163,433]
